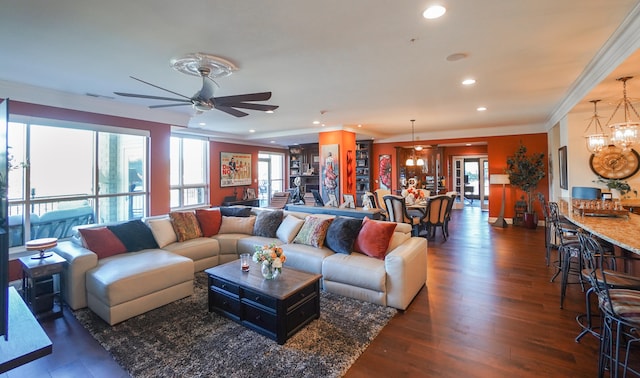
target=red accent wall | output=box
[209,141,284,206]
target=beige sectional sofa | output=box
[54,207,427,325]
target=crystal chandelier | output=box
[583,99,608,154]
[405,120,424,166]
[607,76,640,151]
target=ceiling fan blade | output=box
[114,92,192,103]
[129,76,192,100]
[214,92,272,104]
[214,105,249,117]
[223,102,279,112]
[149,103,193,109]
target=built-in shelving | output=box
[355,140,373,206]
[289,144,319,194]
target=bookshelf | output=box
[355,140,373,206]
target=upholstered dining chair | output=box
[421,195,452,241]
[383,195,420,236]
[375,189,391,218]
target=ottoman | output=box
[86,249,194,325]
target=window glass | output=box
[30,125,93,198]
[170,136,209,209]
[98,132,145,194]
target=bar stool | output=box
[595,269,640,376]
[575,231,640,342]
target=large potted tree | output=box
[506,144,545,229]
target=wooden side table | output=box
[18,252,65,320]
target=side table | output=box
[18,252,65,320]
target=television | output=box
[311,189,324,207]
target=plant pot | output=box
[523,212,538,229]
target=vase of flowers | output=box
[253,243,286,280]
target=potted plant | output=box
[593,176,637,199]
[506,144,545,229]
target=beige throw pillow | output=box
[218,216,256,234]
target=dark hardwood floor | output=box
[3,206,604,377]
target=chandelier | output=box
[583,99,608,154]
[607,76,640,151]
[405,120,424,166]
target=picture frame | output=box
[342,194,355,209]
[244,188,256,200]
[321,144,339,205]
[221,152,252,187]
[558,146,568,190]
[379,154,392,190]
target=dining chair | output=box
[375,189,391,217]
[443,191,457,238]
[382,195,420,236]
[421,195,452,241]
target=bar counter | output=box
[558,199,640,254]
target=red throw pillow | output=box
[353,217,397,260]
[195,208,222,237]
[79,227,127,259]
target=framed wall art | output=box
[558,146,568,190]
[221,152,252,187]
[379,154,392,190]
[320,144,339,206]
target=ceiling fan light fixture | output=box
[170,52,238,78]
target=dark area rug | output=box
[73,272,397,378]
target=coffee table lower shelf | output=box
[206,261,321,345]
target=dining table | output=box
[558,198,640,255]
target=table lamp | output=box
[26,237,58,259]
[490,174,510,228]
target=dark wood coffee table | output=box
[205,260,322,345]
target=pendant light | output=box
[607,76,640,151]
[584,99,608,154]
[405,120,424,166]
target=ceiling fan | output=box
[114,66,279,117]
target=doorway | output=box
[452,155,488,210]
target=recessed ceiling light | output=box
[358,124,362,128]
[313,120,320,125]
[249,129,255,133]
[199,122,206,126]
[466,143,472,146]
[462,79,476,86]
[477,106,487,111]
[423,5,446,19]
[270,140,276,143]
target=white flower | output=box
[273,259,282,269]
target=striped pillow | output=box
[293,216,333,248]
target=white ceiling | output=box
[1,1,640,147]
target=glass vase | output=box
[261,263,280,280]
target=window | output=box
[170,136,209,209]
[7,119,149,249]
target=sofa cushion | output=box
[353,217,396,260]
[293,216,333,248]
[162,237,219,263]
[237,236,283,255]
[79,227,127,259]
[147,218,177,248]
[324,216,363,255]
[220,206,252,217]
[280,243,335,275]
[276,215,305,243]
[218,216,256,234]
[107,220,159,252]
[253,210,283,238]
[195,208,222,237]
[323,252,386,292]
[170,212,203,242]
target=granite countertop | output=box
[559,199,640,254]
